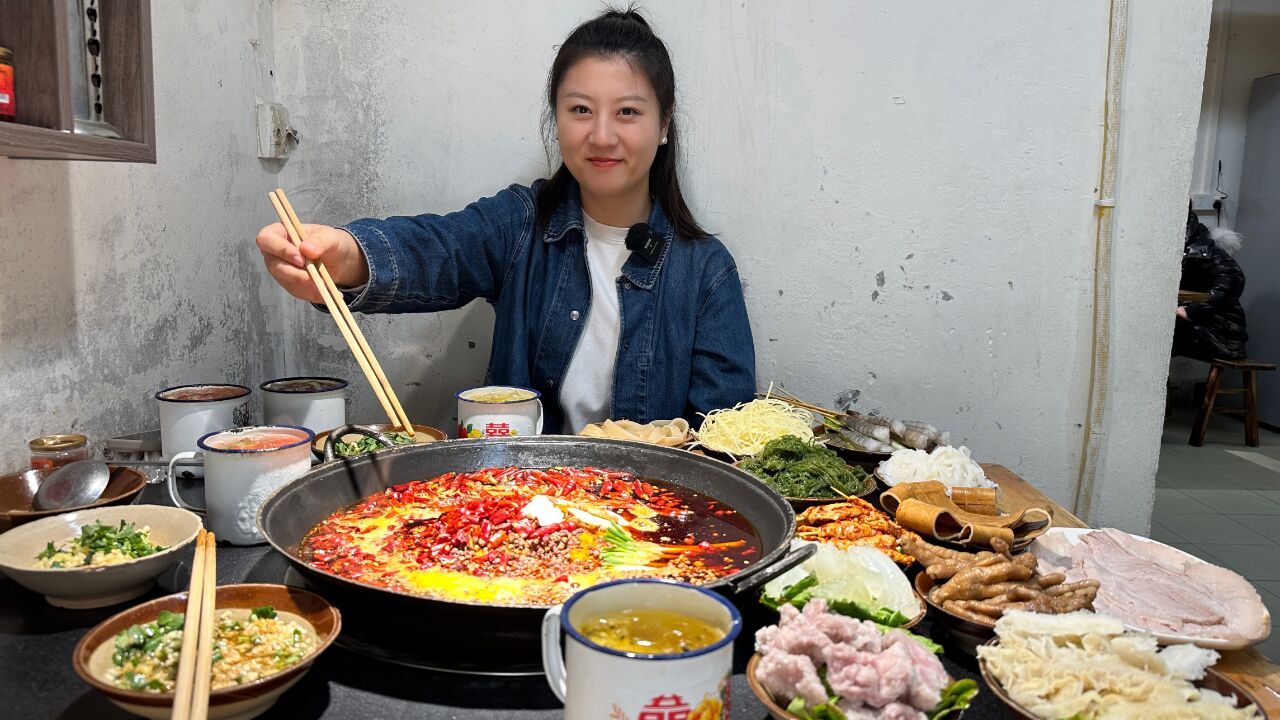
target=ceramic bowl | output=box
[0,466,147,532]
[0,504,202,608]
[914,572,995,655]
[73,583,341,720]
[311,423,447,457]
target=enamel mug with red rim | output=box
[541,579,739,720]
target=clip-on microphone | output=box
[624,223,666,263]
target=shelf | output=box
[0,120,152,162]
[0,0,155,163]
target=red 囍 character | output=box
[638,694,690,720]
[484,422,512,437]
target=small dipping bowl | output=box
[0,504,202,608]
[73,583,341,720]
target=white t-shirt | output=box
[559,213,631,434]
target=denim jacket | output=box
[339,179,756,433]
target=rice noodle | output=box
[877,445,994,491]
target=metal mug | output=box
[260,376,348,434]
[166,425,314,545]
[541,579,740,720]
[155,384,252,477]
[456,386,544,438]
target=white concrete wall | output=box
[268,0,1207,531]
[1090,0,1213,528]
[0,1,1211,535]
[1191,0,1280,223]
[0,3,288,469]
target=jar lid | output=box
[29,434,88,452]
[0,47,11,63]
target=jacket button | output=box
[569,310,580,321]
[623,281,633,289]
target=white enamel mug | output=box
[260,376,348,433]
[542,579,740,720]
[156,384,252,468]
[166,425,314,545]
[456,386,544,438]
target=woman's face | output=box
[556,56,668,206]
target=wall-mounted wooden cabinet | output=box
[0,0,154,162]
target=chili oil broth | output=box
[299,467,763,605]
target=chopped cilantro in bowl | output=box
[34,520,166,569]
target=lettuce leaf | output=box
[761,573,819,610]
[928,679,979,720]
[824,598,910,628]
[786,696,847,720]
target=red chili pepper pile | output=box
[303,466,683,577]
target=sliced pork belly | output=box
[1056,528,1268,643]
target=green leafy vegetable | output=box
[928,679,979,720]
[251,605,277,620]
[333,431,415,456]
[157,610,184,631]
[760,574,819,610]
[33,520,166,566]
[739,435,872,498]
[786,697,847,720]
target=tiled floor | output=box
[1152,409,1280,662]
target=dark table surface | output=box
[0,483,1013,719]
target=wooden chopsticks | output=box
[172,529,217,720]
[267,189,415,436]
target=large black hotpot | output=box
[257,435,808,675]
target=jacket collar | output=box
[542,178,675,291]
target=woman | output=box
[1174,207,1247,361]
[256,9,756,434]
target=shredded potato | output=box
[691,398,814,457]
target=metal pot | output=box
[257,435,809,674]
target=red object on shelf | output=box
[0,47,14,121]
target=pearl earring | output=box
[659,136,668,145]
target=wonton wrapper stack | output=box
[578,418,690,447]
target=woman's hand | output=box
[255,223,370,303]
[1176,306,1189,320]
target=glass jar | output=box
[29,434,90,470]
[0,47,13,122]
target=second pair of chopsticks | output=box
[172,529,216,720]
[267,189,414,436]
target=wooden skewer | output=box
[760,388,842,420]
[267,190,414,436]
[172,529,216,720]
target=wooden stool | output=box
[1190,358,1277,447]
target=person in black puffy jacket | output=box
[1173,207,1248,360]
